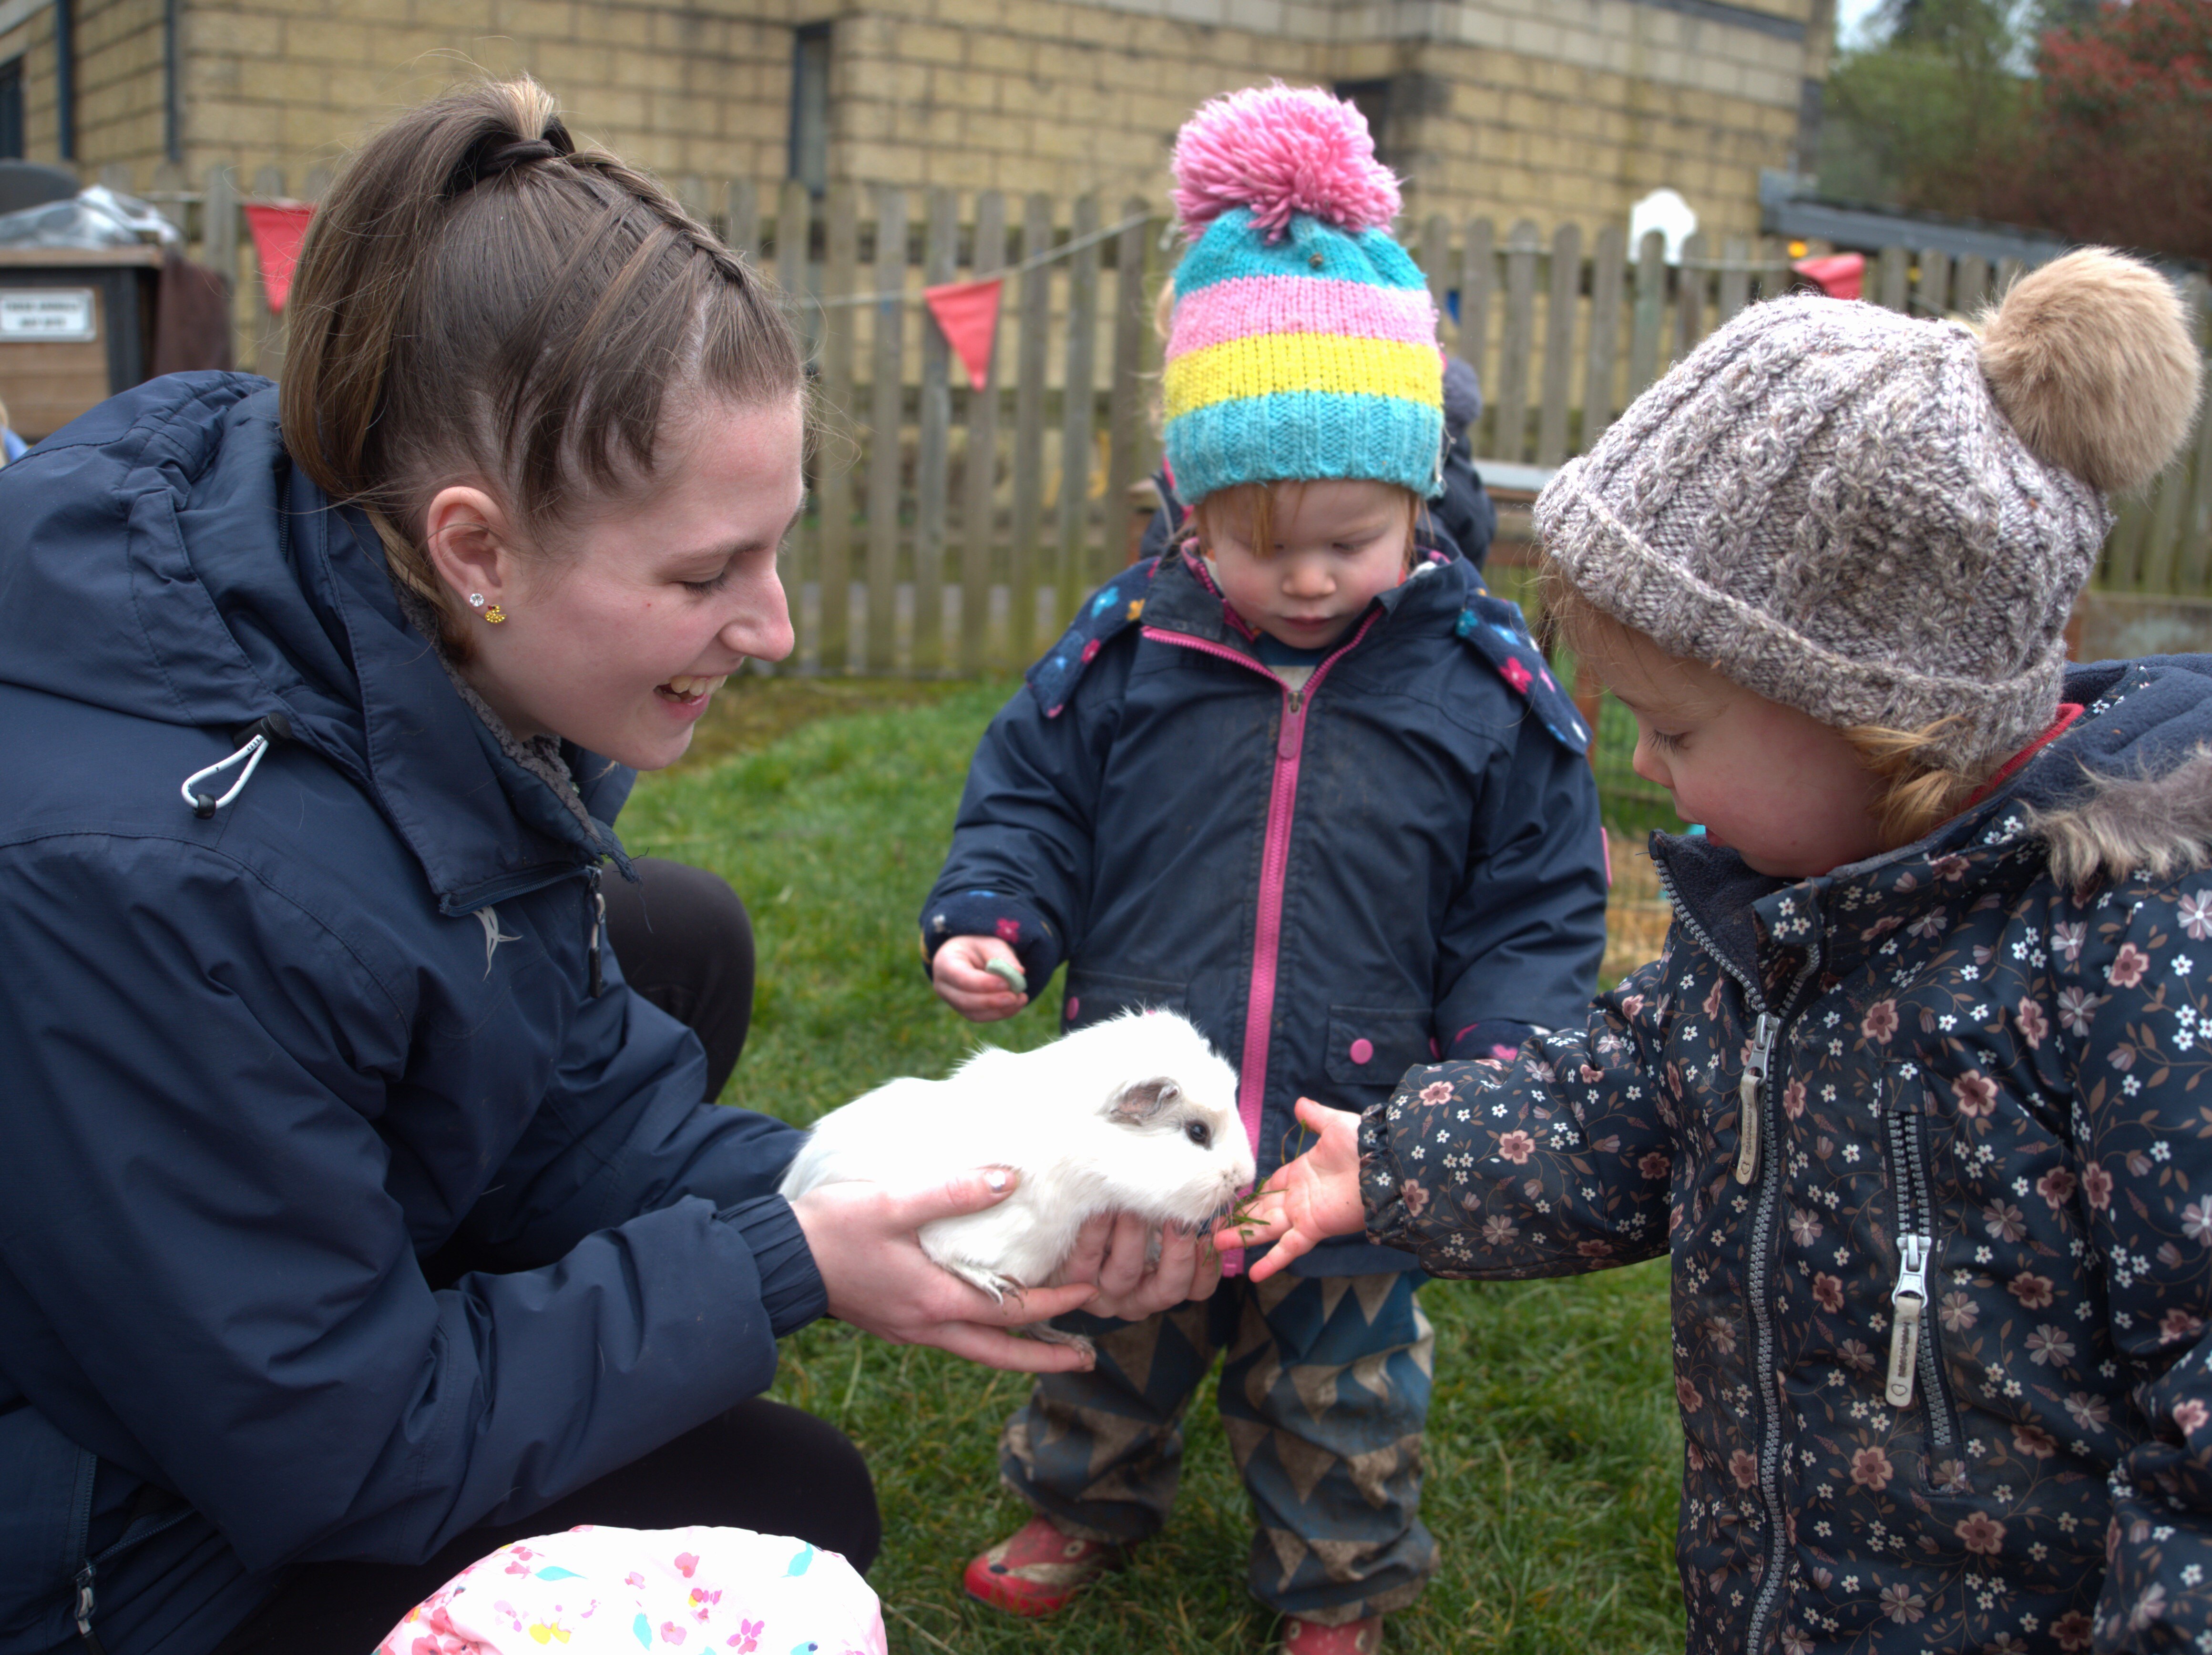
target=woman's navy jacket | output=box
[0,376,820,1655]
[922,551,1609,1274]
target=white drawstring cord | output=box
[181,736,271,817]
[180,714,291,818]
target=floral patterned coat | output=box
[1362,657,2212,1654]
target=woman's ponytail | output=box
[280,79,802,654]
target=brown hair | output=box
[281,78,803,657]
[1537,560,1992,850]
[1186,481,1422,565]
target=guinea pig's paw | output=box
[940,1259,1019,1304]
[1021,1323,1097,1361]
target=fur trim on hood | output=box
[2029,747,2212,888]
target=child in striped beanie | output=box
[927,83,1608,1655]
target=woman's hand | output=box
[1212,1098,1367,1283]
[931,935,1030,1022]
[791,1170,1098,1371]
[1058,1210,1222,1319]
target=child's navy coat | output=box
[924,549,1608,1274]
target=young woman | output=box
[0,81,1212,1655]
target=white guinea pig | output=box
[778,1009,1252,1316]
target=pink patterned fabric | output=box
[1165,276,1437,360]
[375,1525,886,1655]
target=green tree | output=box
[1818,0,2030,211]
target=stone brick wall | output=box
[10,0,1818,264]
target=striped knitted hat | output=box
[1162,84,1444,506]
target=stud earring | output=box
[467,592,486,609]
[485,603,507,624]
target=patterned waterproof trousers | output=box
[1000,1270,1436,1625]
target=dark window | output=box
[1332,78,1393,173]
[789,24,830,196]
[0,58,23,161]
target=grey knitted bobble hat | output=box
[1536,248,2203,772]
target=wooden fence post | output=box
[1716,235,1750,327]
[1496,221,1539,464]
[1915,247,1950,318]
[1057,194,1101,607]
[1008,194,1053,664]
[1952,253,1989,316]
[1876,245,1910,312]
[249,165,287,380]
[725,179,759,264]
[775,181,817,673]
[1459,217,1495,448]
[960,190,1006,674]
[1104,199,1150,572]
[204,164,238,373]
[1627,228,1664,402]
[815,184,858,674]
[864,185,907,673]
[1536,222,1579,468]
[912,186,957,675]
[1583,223,1626,451]
[1674,231,1707,360]
[1420,213,1452,349]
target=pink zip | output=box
[1142,610,1381,1165]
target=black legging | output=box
[603,856,757,1102]
[210,860,869,1655]
[210,1401,879,1654]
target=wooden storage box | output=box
[0,245,161,442]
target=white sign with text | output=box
[0,290,98,342]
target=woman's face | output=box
[431,395,804,771]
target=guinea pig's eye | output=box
[1185,1120,1211,1149]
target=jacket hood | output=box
[0,373,630,911]
[1653,655,2212,981]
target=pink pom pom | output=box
[1171,82,1401,243]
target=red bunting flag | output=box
[243,201,317,313]
[1792,252,1865,303]
[923,277,1003,388]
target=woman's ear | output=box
[420,485,520,612]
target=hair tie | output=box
[447,119,574,197]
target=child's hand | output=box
[1212,1098,1367,1283]
[932,935,1030,1022]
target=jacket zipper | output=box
[1653,862,1820,1655]
[1884,1100,1959,1453]
[1143,611,1380,1162]
[584,865,607,997]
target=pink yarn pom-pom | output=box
[1171,82,1401,243]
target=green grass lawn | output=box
[622,677,1685,1654]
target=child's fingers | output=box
[1242,1226,1319,1283]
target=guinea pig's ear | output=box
[1108,1077,1181,1124]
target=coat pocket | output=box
[1323,1006,1436,1089]
[1062,968,1188,1032]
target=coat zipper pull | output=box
[1733,1011,1780,1185]
[75,1560,109,1655]
[1885,1232,1932,1407]
[585,866,606,998]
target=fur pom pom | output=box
[1170,82,1401,243]
[1979,247,2203,494]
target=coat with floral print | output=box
[1360,656,2212,1654]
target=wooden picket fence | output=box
[106,163,2212,676]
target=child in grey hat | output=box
[1223,249,2212,1653]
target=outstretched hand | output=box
[932,935,1030,1022]
[791,1170,1099,1371]
[1212,1098,1367,1284]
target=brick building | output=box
[0,0,1831,243]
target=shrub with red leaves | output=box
[1993,0,2212,265]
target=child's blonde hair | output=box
[1187,481,1422,567]
[1539,562,1995,849]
